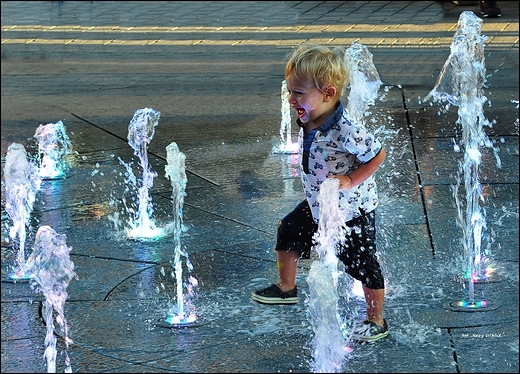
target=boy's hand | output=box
[331,175,353,191]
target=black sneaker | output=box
[251,284,298,304]
[350,319,389,342]
[480,1,501,17]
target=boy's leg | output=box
[252,200,314,304]
[363,286,385,327]
[251,249,300,304]
[277,249,300,292]
[351,285,388,341]
[338,211,387,328]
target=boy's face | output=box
[285,73,334,126]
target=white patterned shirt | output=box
[297,101,382,223]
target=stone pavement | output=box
[1,1,518,372]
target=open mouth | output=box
[296,108,306,118]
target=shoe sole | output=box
[251,293,298,304]
[481,12,501,17]
[352,330,389,342]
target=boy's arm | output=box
[334,148,386,191]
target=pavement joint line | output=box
[69,111,221,187]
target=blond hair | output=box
[285,44,349,98]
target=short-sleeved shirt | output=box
[297,101,382,223]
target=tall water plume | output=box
[3,142,42,279]
[424,11,501,306]
[25,225,76,373]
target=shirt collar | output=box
[296,101,344,134]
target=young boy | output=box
[251,44,388,342]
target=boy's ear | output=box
[323,85,337,101]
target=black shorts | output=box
[275,199,384,290]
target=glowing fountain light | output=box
[307,178,349,373]
[163,142,198,327]
[125,107,165,240]
[424,11,501,311]
[3,143,42,281]
[456,299,487,308]
[34,120,73,180]
[25,225,76,373]
[276,79,299,154]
